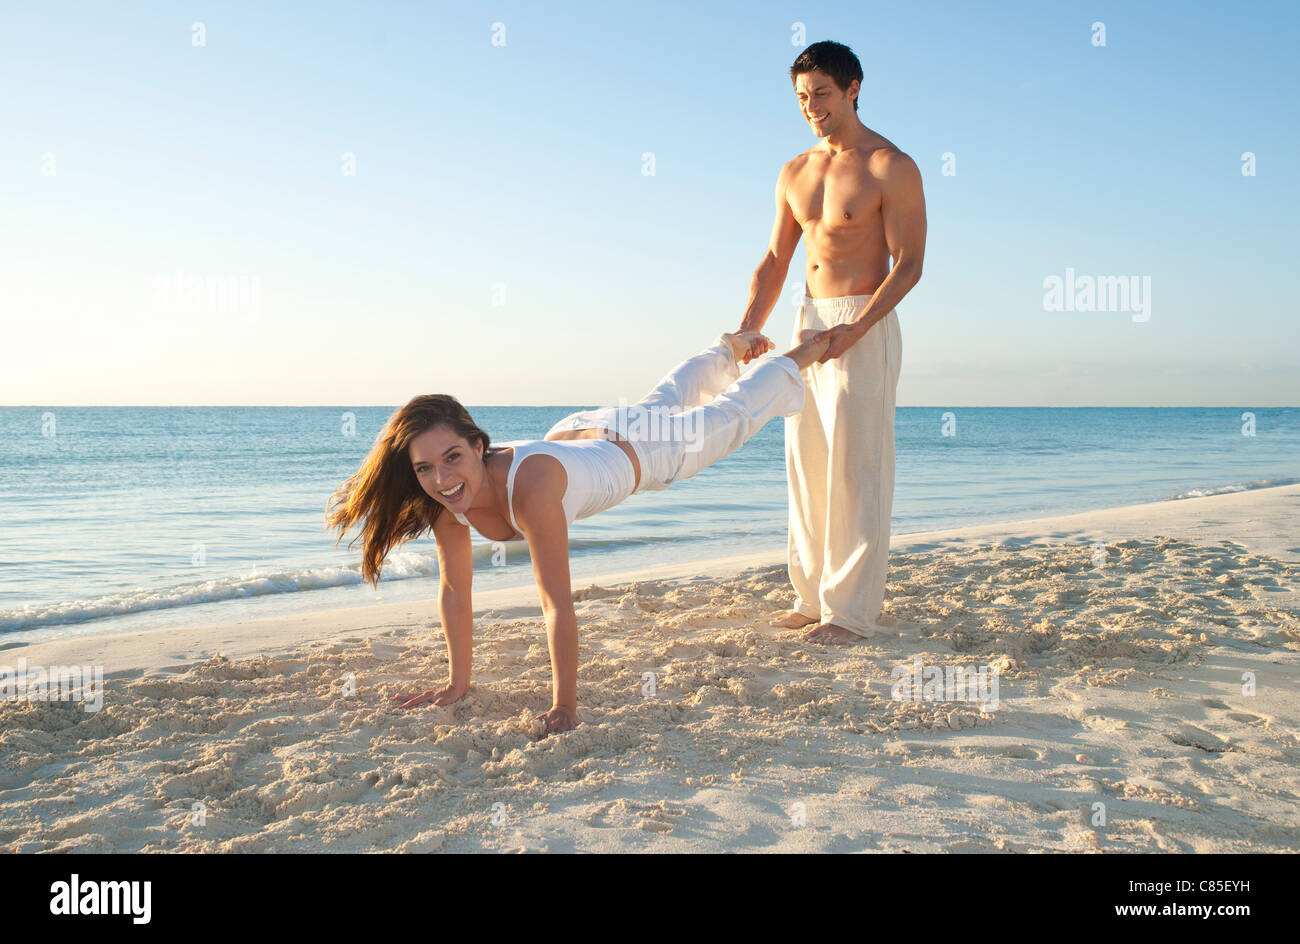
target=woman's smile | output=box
[438,482,466,503]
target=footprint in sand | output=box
[586,798,686,833]
[1199,696,1271,726]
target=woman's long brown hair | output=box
[325,395,493,588]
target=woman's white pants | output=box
[544,336,806,491]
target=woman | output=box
[325,328,831,735]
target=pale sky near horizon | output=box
[2,0,1297,408]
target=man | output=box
[736,40,927,644]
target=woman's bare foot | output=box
[782,330,831,369]
[722,329,773,365]
[769,609,818,628]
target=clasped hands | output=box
[737,323,861,365]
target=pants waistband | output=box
[801,291,873,314]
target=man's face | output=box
[794,69,856,137]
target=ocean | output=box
[2,405,1296,643]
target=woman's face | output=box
[409,424,485,510]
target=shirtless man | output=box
[736,40,927,644]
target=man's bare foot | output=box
[533,704,579,737]
[783,331,831,369]
[722,329,773,365]
[769,609,818,628]
[802,622,862,644]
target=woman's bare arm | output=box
[512,456,579,735]
[391,509,474,709]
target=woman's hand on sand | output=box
[390,682,467,710]
[534,704,579,736]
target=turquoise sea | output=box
[1,406,1296,644]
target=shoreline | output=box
[6,474,1297,644]
[9,482,1299,680]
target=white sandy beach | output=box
[2,485,1298,853]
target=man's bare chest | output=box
[788,161,884,231]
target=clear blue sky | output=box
[3,0,1297,406]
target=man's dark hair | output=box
[790,40,864,112]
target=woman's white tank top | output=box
[450,439,635,535]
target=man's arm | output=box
[737,161,802,361]
[820,150,927,361]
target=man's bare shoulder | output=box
[796,144,829,163]
[781,149,822,175]
[775,151,818,197]
[773,154,793,185]
[866,144,921,182]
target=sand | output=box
[2,485,1298,853]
